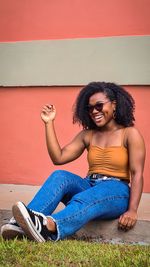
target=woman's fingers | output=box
[45,104,53,109]
[42,104,56,112]
[41,104,56,123]
[118,211,137,231]
[42,105,54,113]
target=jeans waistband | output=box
[88,174,121,181]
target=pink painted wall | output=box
[0,0,149,42]
[0,86,149,192]
[0,1,149,191]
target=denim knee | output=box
[44,170,71,185]
[50,169,68,178]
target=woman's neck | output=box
[98,121,123,133]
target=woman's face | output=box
[88,92,116,128]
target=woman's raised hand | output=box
[41,104,56,124]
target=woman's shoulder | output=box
[79,129,93,148]
[125,126,142,136]
[125,126,145,144]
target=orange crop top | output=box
[87,129,130,181]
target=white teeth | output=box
[93,114,104,122]
[91,112,104,122]
[95,115,102,119]
[94,114,103,120]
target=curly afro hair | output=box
[73,82,135,129]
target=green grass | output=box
[0,237,149,267]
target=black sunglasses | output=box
[86,101,110,113]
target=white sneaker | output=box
[1,217,24,240]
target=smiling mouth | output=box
[92,113,104,122]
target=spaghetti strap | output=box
[121,128,128,146]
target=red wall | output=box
[0,0,150,42]
[0,86,150,192]
[0,1,149,191]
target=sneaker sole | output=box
[12,202,46,242]
[1,224,24,240]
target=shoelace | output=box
[9,217,17,224]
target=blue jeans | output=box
[27,170,130,241]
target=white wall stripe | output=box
[0,36,150,86]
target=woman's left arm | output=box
[118,127,146,231]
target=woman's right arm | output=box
[41,104,88,165]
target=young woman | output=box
[1,82,145,242]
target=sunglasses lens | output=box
[95,103,103,112]
[87,103,103,113]
[88,106,94,113]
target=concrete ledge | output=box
[0,209,150,245]
[74,219,150,245]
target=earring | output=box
[113,109,116,119]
